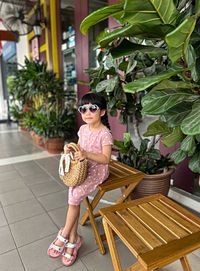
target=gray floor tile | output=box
[192,247,200,258]
[160,253,200,270]
[0,249,24,271]
[14,161,45,177]
[55,259,88,271]
[5,148,27,157]
[35,157,59,171]
[0,225,16,254]
[20,172,56,186]
[30,181,63,197]
[0,164,15,174]
[0,170,21,182]
[0,178,27,194]
[48,206,67,229]
[38,190,68,211]
[4,198,45,224]
[0,207,7,226]
[81,239,136,271]
[0,187,34,206]
[19,234,63,271]
[10,213,58,247]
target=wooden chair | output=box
[80,160,146,254]
[100,194,200,271]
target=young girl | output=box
[47,93,113,266]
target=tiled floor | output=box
[0,123,200,271]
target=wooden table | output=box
[100,194,200,271]
[80,160,146,254]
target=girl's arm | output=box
[75,145,112,164]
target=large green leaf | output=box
[96,77,118,93]
[196,0,200,14]
[110,39,166,59]
[143,120,172,137]
[124,69,181,94]
[123,132,131,147]
[181,102,200,135]
[152,79,195,91]
[165,15,197,63]
[122,0,178,25]
[80,4,123,35]
[161,126,185,147]
[163,102,192,127]
[171,148,187,164]
[186,45,199,82]
[142,89,199,115]
[181,135,196,155]
[188,152,200,173]
[97,23,174,48]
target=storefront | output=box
[27,0,126,139]
[0,41,17,121]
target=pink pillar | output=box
[75,0,90,127]
[108,0,126,140]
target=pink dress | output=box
[68,124,113,205]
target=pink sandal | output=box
[62,235,83,266]
[47,228,68,258]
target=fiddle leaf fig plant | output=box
[80,0,200,174]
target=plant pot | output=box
[30,130,36,141]
[46,137,65,154]
[34,134,45,148]
[192,174,200,197]
[18,119,27,132]
[130,167,175,200]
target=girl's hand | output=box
[64,144,71,154]
[74,148,87,161]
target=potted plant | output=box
[113,132,175,199]
[80,0,200,195]
[42,109,77,154]
[8,58,77,152]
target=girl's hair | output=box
[79,93,111,130]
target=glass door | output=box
[60,0,76,101]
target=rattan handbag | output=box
[59,143,88,187]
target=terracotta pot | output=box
[131,167,175,200]
[30,130,36,141]
[46,137,65,154]
[18,120,27,132]
[34,134,45,148]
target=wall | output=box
[16,35,28,66]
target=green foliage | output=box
[80,0,200,174]
[113,133,174,175]
[8,58,76,140]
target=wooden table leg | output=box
[84,197,105,254]
[103,217,122,271]
[80,190,104,226]
[180,256,192,271]
[116,182,139,204]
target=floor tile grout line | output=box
[1,208,46,227]
[34,159,66,189]
[13,232,60,251]
[1,204,26,271]
[0,158,62,247]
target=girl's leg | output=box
[62,204,80,237]
[63,215,80,260]
[54,204,80,249]
[48,205,80,257]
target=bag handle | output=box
[67,142,80,153]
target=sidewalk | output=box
[0,123,200,271]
